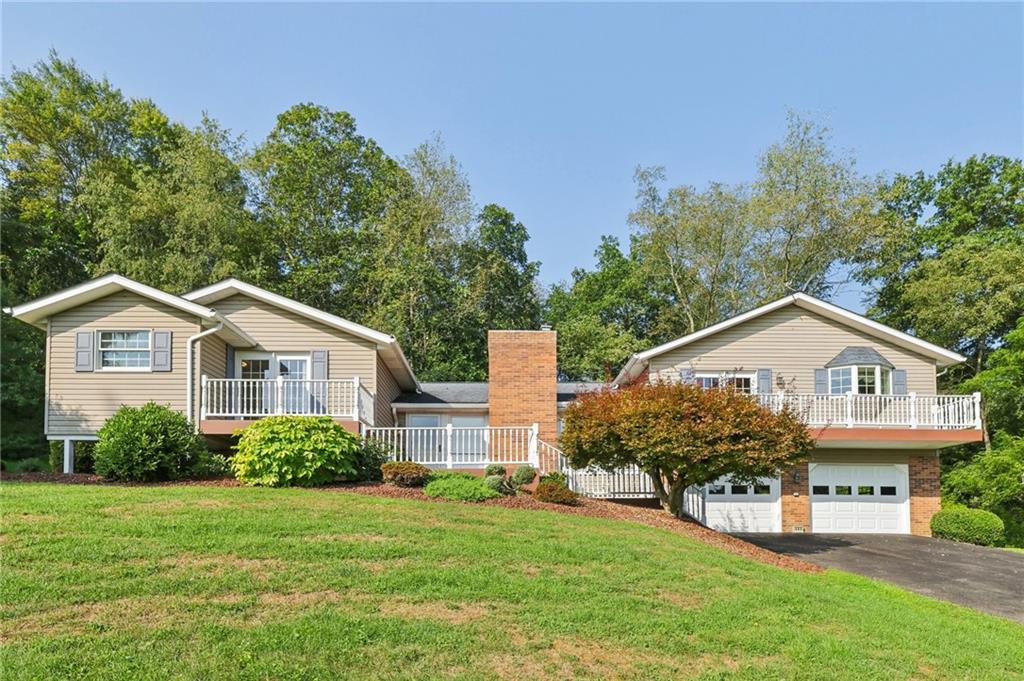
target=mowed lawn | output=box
[2,484,1022,680]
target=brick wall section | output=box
[781,462,810,532]
[909,454,941,536]
[487,330,558,471]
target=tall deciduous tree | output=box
[855,155,1024,378]
[561,382,814,515]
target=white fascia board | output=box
[9,274,218,327]
[391,402,489,410]
[613,292,965,385]
[183,279,394,345]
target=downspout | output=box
[187,322,223,424]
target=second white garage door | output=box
[810,463,910,534]
[704,477,781,533]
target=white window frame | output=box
[235,351,311,379]
[97,330,152,372]
[828,365,893,395]
[694,371,758,395]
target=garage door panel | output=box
[703,476,781,533]
[811,464,909,535]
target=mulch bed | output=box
[4,473,820,573]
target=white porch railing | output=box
[365,425,540,468]
[201,376,373,424]
[681,485,707,523]
[559,456,656,499]
[754,392,981,429]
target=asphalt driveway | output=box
[734,533,1024,623]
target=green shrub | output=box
[354,439,392,481]
[1,456,49,474]
[539,471,567,486]
[534,480,578,505]
[193,452,232,479]
[47,440,96,474]
[427,470,475,482]
[484,464,507,477]
[424,474,500,502]
[381,461,432,487]
[511,465,537,486]
[232,416,360,487]
[94,403,206,482]
[484,474,516,495]
[931,506,1005,546]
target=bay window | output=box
[829,365,893,395]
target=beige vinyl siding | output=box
[196,334,228,418]
[47,291,200,436]
[650,306,938,394]
[210,294,378,391]
[374,355,401,427]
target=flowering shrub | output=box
[233,416,360,487]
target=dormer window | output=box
[825,347,895,395]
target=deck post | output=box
[353,376,361,420]
[973,392,982,429]
[445,423,453,469]
[200,374,208,420]
[275,375,285,414]
[845,391,854,428]
[528,423,539,467]
[908,392,917,429]
[62,438,74,474]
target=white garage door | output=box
[704,477,781,533]
[810,464,909,534]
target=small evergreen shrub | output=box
[539,471,567,486]
[484,474,515,495]
[511,465,537,486]
[193,452,232,479]
[931,507,1005,546]
[484,464,507,477]
[381,461,432,487]
[534,480,578,505]
[354,439,392,481]
[233,416,360,487]
[48,440,96,474]
[2,457,49,474]
[94,402,206,482]
[424,474,500,502]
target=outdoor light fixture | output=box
[793,470,802,483]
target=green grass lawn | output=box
[3,484,1022,680]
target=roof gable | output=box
[614,292,965,385]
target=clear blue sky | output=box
[4,2,1022,312]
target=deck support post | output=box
[445,423,453,469]
[62,438,74,475]
[909,392,917,429]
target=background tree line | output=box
[3,53,1021,536]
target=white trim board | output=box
[613,292,966,385]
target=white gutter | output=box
[186,323,222,424]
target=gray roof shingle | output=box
[825,346,895,369]
[394,381,608,405]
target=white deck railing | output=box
[201,376,374,424]
[365,425,540,468]
[559,455,657,499]
[755,392,981,429]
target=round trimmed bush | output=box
[511,464,537,486]
[424,474,500,502]
[484,464,507,477]
[94,402,206,482]
[381,461,432,487]
[232,416,360,487]
[484,474,515,495]
[931,507,1005,546]
[534,480,578,505]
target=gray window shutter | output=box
[679,368,694,384]
[757,368,772,394]
[311,349,328,380]
[814,368,828,394]
[75,331,94,372]
[892,369,908,395]
[225,345,235,378]
[151,330,172,371]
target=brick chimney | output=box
[488,330,558,466]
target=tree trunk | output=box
[667,482,687,517]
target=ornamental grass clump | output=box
[232,416,360,487]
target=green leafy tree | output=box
[560,382,814,515]
[960,316,1024,438]
[856,155,1024,378]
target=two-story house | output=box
[7,275,982,536]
